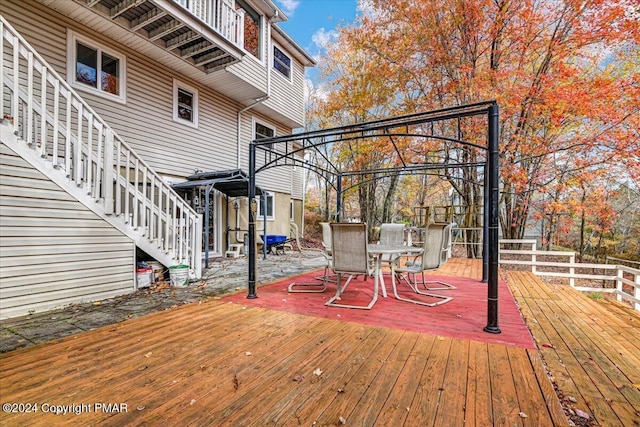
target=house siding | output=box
[2,0,295,191]
[0,143,135,319]
[266,58,306,127]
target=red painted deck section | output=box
[225,271,535,348]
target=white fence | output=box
[499,239,640,311]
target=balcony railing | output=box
[174,0,245,49]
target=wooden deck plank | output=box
[434,338,470,427]
[258,327,393,426]
[308,330,410,426]
[464,340,494,427]
[405,336,453,425]
[102,309,327,425]
[374,333,437,427]
[210,321,375,426]
[506,270,640,427]
[341,331,421,425]
[527,349,570,427]
[544,298,640,404]
[487,343,523,426]
[507,346,556,426]
[2,302,272,397]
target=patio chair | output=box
[325,222,377,309]
[378,223,405,266]
[392,223,457,306]
[288,222,334,293]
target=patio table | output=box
[367,244,423,298]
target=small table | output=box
[367,244,423,298]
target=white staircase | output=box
[0,16,202,277]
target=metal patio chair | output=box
[287,222,334,293]
[325,222,377,309]
[392,223,457,306]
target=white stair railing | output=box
[0,16,202,275]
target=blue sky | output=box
[275,0,359,62]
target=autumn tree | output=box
[310,0,640,247]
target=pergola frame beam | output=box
[248,101,501,334]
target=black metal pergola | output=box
[247,101,501,334]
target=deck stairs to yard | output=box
[0,16,202,276]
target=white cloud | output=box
[311,27,338,51]
[277,0,300,17]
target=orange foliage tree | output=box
[310,0,640,242]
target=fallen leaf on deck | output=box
[245,351,252,356]
[541,343,555,349]
[339,416,346,424]
[190,399,196,405]
[519,412,528,418]
[144,352,152,358]
[566,396,577,403]
[574,409,590,419]
[293,375,304,382]
[137,406,145,411]
[313,368,323,376]
[92,301,101,306]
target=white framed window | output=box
[257,192,274,220]
[253,118,275,148]
[173,79,199,128]
[67,30,126,103]
[273,45,292,81]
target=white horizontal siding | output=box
[0,143,135,319]
[266,58,306,127]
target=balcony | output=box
[42,0,247,73]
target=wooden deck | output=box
[1,258,636,426]
[507,270,640,426]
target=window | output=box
[273,45,291,80]
[254,119,275,148]
[236,0,262,59]
[257,192,274,220]
[173,79,199,128]
[67,31,126,102]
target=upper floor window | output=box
[173,79,199,128]
[67,31,126,103]
[273,45,291,80]
[236,0,262,59]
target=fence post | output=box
[616,267,623,303]
[569,253,575,287]
[531,242,536,274]
[634,272,640,311]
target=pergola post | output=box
[482,169,488,283]
[248,143,257,299]
[484,103,501,334]
[336,173,342,222]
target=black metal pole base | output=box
[483,325,501,334]
[247,281,257,299]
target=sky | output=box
[274,0,360,82]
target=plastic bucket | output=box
[169,264,189,287]
[136,268,152,288]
